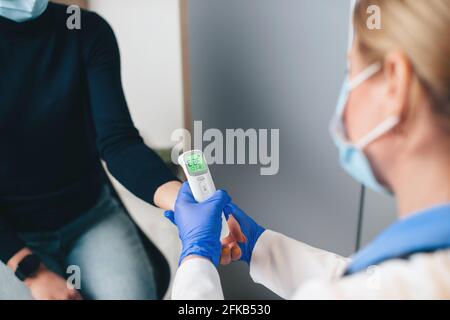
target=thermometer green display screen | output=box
[185,153,207,175]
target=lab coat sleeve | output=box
[172,258,225,300]
[289,250,450,299]
[249,230,350,299]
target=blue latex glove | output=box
[224,203,265,264]
[164,182,231,266]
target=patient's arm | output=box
[154,180,182,210]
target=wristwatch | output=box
[15,254,42,281]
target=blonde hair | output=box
[353,0,450,127]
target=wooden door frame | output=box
[179,0,192,132]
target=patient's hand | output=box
[220,215,245,265]
[26,265,83,300]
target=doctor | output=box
[166,0,450,299]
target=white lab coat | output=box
[172,230,450,299]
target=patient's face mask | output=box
[0,0,48,22]
[330,63,400,194]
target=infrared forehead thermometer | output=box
[178,150,229,240]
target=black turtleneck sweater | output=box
[0,3,176,262]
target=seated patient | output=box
[0,1,183,299]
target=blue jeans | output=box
[0,186,156,300]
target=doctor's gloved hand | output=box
[164,182,231,266]
[223,203,265,265]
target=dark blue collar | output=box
[345,203,450,276]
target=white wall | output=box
[89,0,184,148]
[89,0,185,299]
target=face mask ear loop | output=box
[349,62,382,90]
[355,115,400,150]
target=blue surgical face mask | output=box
[0,0,48,22]
[330,62,400,194]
